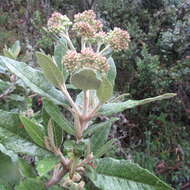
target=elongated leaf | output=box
[97,78,113,103]
[0,110,27,139]
[20,116,45,148]
[54,39,68,75]
[90,120,113,156]
[0,127,49,158]
[100,93,176,116]
[95,139,115,158]
[11,41,21,58]
[84,118,118,137]
[36,52,64,86]
[48,120,63,148]
[37,157,59,176]
[43,99,74,135]
[88,158,173,190]
[0,152,21,186]
[18,158,37,178]
[0,184,11,190]
[0,56,68,107]
[3,49,16,59]
[107,57,116,85]
[15,178,45,190]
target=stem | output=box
[99,45,111,55]
[45,164,66,188]
[83,90,89,116]
[87,102,102,120]
[59,84,81,116]
[61,32,76,50]
[81,37,86,50]
[96,42,102,53]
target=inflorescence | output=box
[47,10,130,73]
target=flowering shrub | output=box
[0,10,175,190]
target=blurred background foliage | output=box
[0,0,190,189]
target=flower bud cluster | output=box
[106,27,130,51]
[47,12,72,33]
[72,10,103,38]
[63,48,109,73]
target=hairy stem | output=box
[83,90,89,116]
[59,84,81,116]
[45,164,67,188]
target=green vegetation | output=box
[0,0,189,189]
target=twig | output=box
[45,164,66,188]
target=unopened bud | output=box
[72,173,81,182]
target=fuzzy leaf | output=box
[71,68,101,90]
[18,158,37,178]
[3,49,16,59]
[95,139,115,158]
[0,110,27,139]
[11,41,21,58]
[0,56,68,106]
[15,178,46,190]
[0,152,21,188]
[36,52,64,87]
[0,127,49,158]
[88,158,173,190]
[84,118,118,137]
[20,116,45,148]
[97,78,113,103]
[107,57,116,85]
[100,93,176,116]
[54,39,68,77]
[90,120,113,157]
[37,157,59,177]
[48,119,63,148]
[43,99,74,135]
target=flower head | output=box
[47,12,72,33]
[106,27,130,51]
[63,48,109,73]
[72,10,103,38]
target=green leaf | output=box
[11,41,21,58]
[18,158,37,178]
[0,110,27,138]
[36,52,64,87]
[43,99,74,135]
[107,57,116,85]
[90,120,113,157]
[36,157,59,177]
[71,68,101,90]
[48,119,63,148]
[95,139,115,158]
[0,56,68,106]
[100,93,176,116]
[15,178,46,190]
[0,152,21,187]
[0,184,11,190]
[20,116,45,148]
[0,127,49,158]
[3,49,16,59]
[84,118,118,137]
[49,186,63,190]
[97,78,113,103]
[88,158,173,190]
[54,39,68,77]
